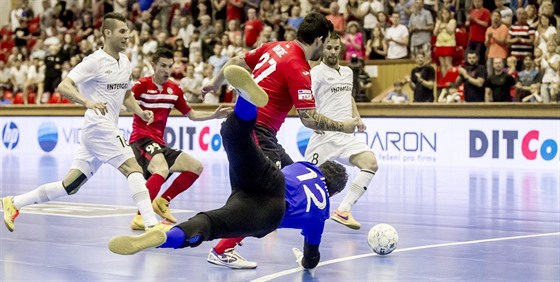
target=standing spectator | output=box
[539,41,560,103]
[287,5,304,30]
[515,55,539,101]
[485,10,509,76]
[456,50,487,102]
[10,0,27,32]
[360,0,384,41]
[405,51,435,102]
[344,21,363,60]
[188,30,203,63]
[344,0,363,24]
[244,8,263,48]
[433,7,457,77]
[534,15,557,57]
[23,58,45,104]
[202,64,219,103]
[408,0,434,59]
[465,0,490,65]
[385,13,410,59]
[40,0,56,32]
[391,0,413,27]
[213,0,227,21]
[14,19,31,49]
[226,0,243,22]
[495,0,513,26]
[365,26,387,60]
[180,63,203,102]
[326,2,346,36]
[177,16,196,48]
[526,4,539,29]
[0,61,11,94]
[208,43,230,99]
[485,58,516,102]
[507,8,535,69]
[9,58,28,97]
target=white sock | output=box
[338,170,375,212]
[128,172,158,227]
[13,181,68,209]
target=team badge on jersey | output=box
[298,89,312,100]
[167,87,173,94]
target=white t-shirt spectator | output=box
[10,64,28,90]
[385,24,409,59]
[360,0,384,29]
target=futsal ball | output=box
[368,224,398,255]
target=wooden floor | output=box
[1,155,559,281]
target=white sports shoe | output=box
[207,248,258,269]
[223,65,268,107]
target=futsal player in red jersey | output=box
[201,12,358,268]
[128,48,231,230]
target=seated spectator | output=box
[405,51,435,102]
[438,83,462,103]
[433,6,456,77]
[534,15,557,57]
[515,55,539,101]
[9,58,28,95]
[202,64,219,104]
[485,58,516,102]
[287,5,304,30]
[376,11,391,29]
[365,26,387,60]
[385,12,409,59]
[521,83,543,103]
[0,61,11,93]
[525,4,539,29]
[0,89,11,105]
[23,58,45,105]
[383,80,410,103]
[344,21,363,60]
[357,59,372,99]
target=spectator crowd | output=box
[0,0,559,105]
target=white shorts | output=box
[304,132,373,166]
[70,126,135,178]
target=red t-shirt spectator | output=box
[226,0,243,22]
[468,8,491,43]
[244,19,263,48]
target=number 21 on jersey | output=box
[296,168,327,212]
[253,52,277,84]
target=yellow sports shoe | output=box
[130,214,145,230]
[145,221,174,233]
[152,197,177,223]
[223,65,268,107]
[3,196,19,232]
[331,210,361,230]
[108,228,167,255]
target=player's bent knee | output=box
[62,173,88,195]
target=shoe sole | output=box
[108,229,167,255]
[330,216,361,230]
[223,65,268,107]
[3,197,15,232]
[207,258,257,269]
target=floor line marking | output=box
[250,232,560,282]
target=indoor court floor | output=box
[1,156,559,281]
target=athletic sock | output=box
[128,172,158,227]
[161,171,199,201]
[338,170,375,212]
[213,237,244,254]
[234,96,257,121]
[146,173,166,200]
[13,181,67,209]
[158,226,186,249]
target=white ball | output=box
[368,223,398,255]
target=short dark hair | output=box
[466,49,478,57]
[318,161,348,197]
[153,48,174,63]
[101,12,127,39]
[297,12,333,45]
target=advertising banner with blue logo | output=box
[1,117,558,170]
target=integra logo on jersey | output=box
[106,83,129,90]
[330,85,352,93]
[298,89,312,100]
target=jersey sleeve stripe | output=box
[139,93,179,100]
[138,101,175,109]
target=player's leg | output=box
[332,150,378,230]
[2,145,101,232]
[207,237,258,269]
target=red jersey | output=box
[129,76,192,145]
[244,41,316,134]
[468,8,491,43]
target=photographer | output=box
[348,54,370,102]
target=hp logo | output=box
[2,122,20,150]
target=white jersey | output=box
[311,62,354,122]
[67,49,132,129]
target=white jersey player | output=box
[2,13,168,234]
[304,32,379,230]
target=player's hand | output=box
[201,84,218,96]
[357,118,366,132]
[139,110,154,125]
[85,100,108,115]
[341,117,358,134]
[292,248,303,268]
[213,105,233,119]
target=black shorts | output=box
[254,124,294,168]
[130,138,182,179]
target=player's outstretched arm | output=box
[187,105,233,121]
[57,77,107,115]
[201,55,251,95]
[298,108,357,134]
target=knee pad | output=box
[63,173,88,195]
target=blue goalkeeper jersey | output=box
[279,161,330,246]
